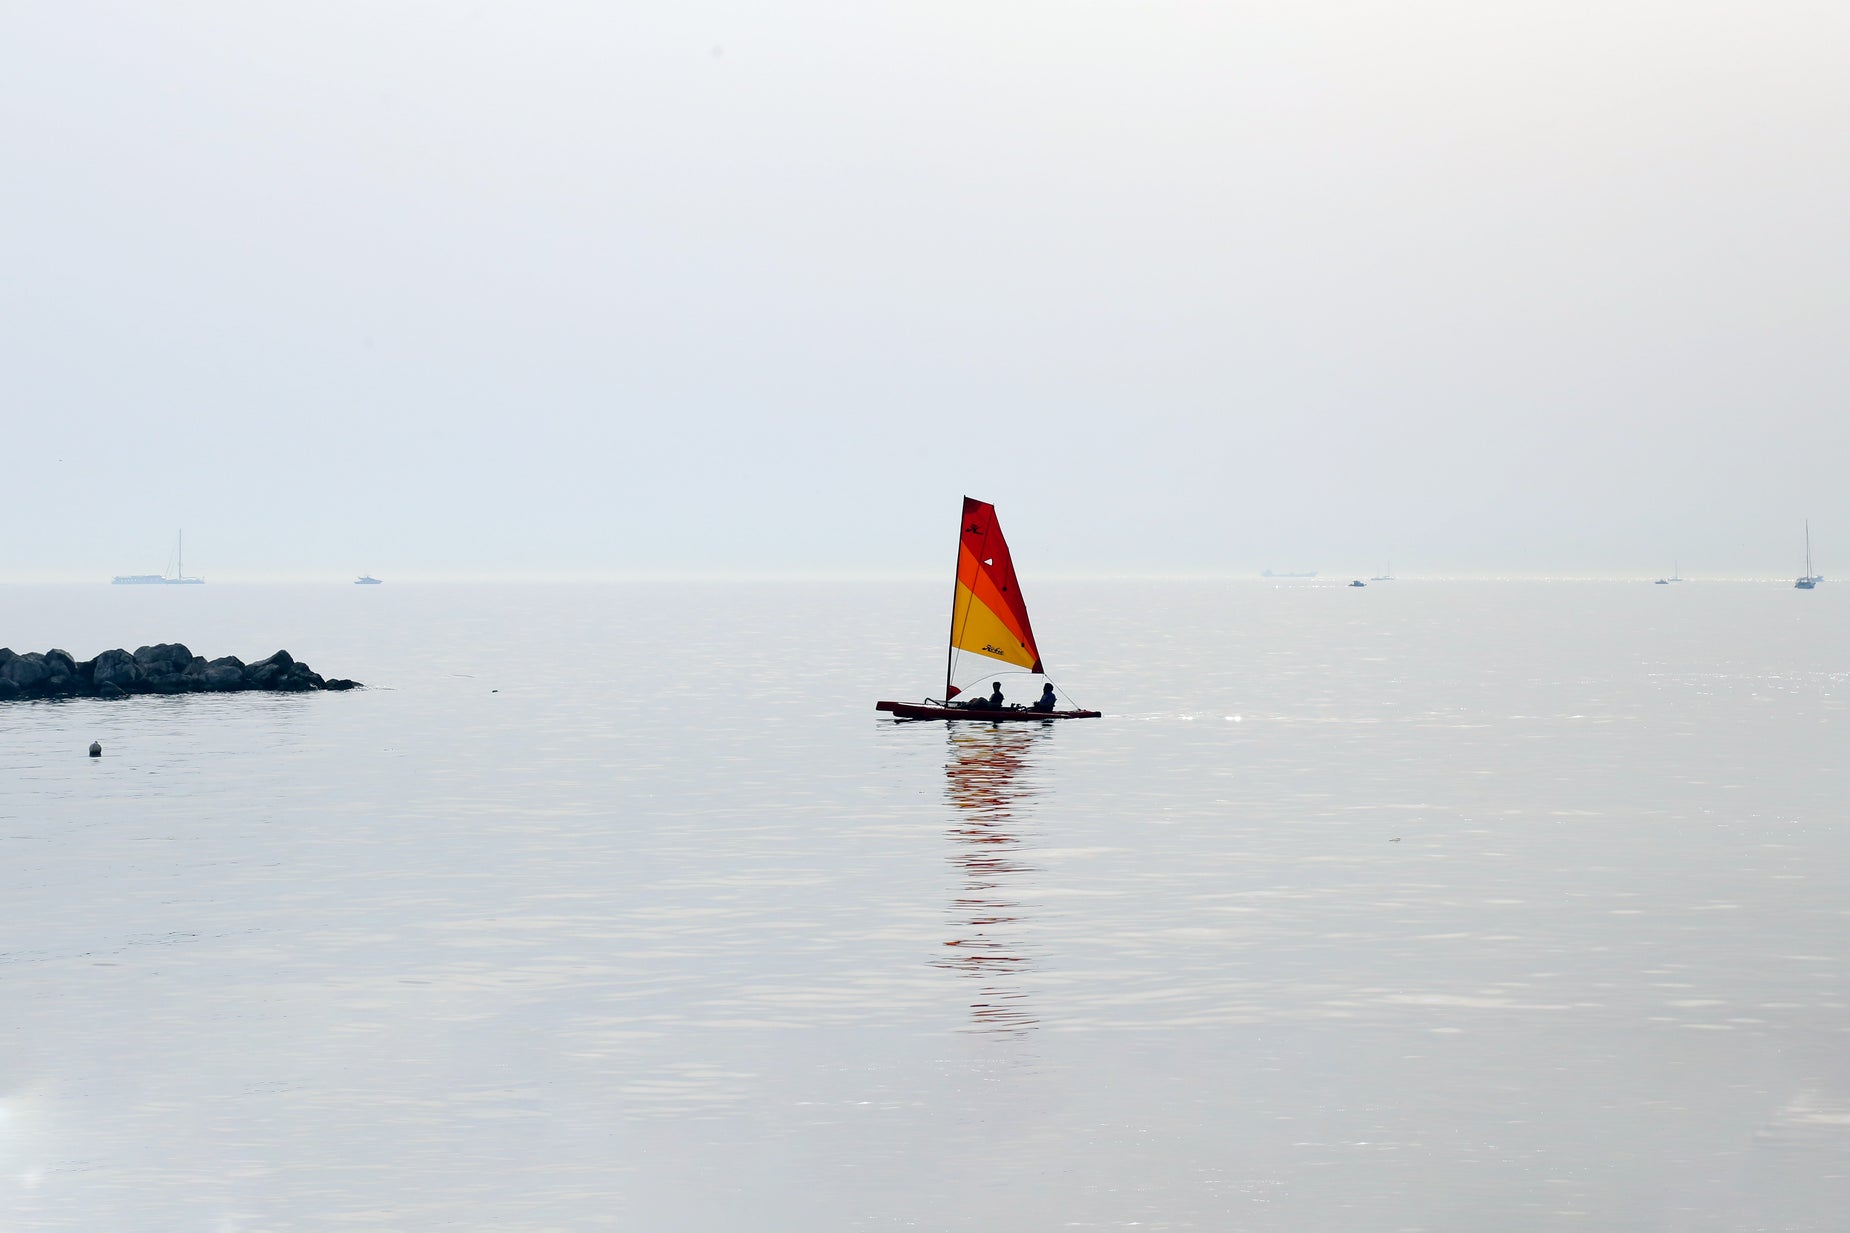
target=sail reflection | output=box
[936,722,1051,1034]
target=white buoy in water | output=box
[89,741,101,757]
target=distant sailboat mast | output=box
[1796,521,1819,589]
[113,530,204,584]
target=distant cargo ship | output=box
[113,532,204,585]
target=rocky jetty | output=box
[0,645,361,701]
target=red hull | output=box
[876,700,1101,721]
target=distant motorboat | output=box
[355,575,383,585]
[1349,579,1366,587]
[1654,579,1669,585]
[113,531,204,585]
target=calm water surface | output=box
[3,580,1849,1231]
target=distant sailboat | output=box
[1371,559,1395,581]
[876,498,1100,721]
[113,531,205,585]
[1796,523,1821,589]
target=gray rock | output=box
[92,649,143,691]
[133,643,192,669]
[202,665,244,690]
[1,654,49,689]
[0,645,357,701]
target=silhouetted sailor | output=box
[1031,684,1058,712]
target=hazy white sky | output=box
[4,1,1847,579]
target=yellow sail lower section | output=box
[953,582,1039,669]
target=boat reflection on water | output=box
[936,722,1052,1034]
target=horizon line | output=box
[0,571,1824,585]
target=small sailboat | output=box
[876,498,1100,721]
[1796,523,1821,589]
[112,531,205,585]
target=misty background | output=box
[4,2,1846,581]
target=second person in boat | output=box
[1031,683,1058,712]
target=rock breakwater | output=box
[0,645,361,700]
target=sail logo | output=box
[982,644,1004,655]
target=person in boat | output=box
[1031,683,1058,712]
[964,682,1007,710]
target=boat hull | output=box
[876,700,1101,721]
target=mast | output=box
[945,507,968,701]
[178,530,183,581]
[1805,520,1812,578]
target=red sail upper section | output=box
[955,496,1043,674]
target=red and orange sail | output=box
[950,497,1043,675]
